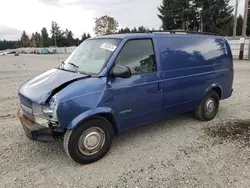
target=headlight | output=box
[34,116,49,128]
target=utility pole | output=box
[233,0,239,39]
[239,0,250,60]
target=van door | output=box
[109,39,163,131]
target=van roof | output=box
[93,33,152,39]
[93,32,222,40]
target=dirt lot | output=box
[1,55,250,188]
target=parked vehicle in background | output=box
[17,32,234,164]
[40,48,49,54]
[27,51,34,54]
[9,51,16,54]
[20,50,27,54]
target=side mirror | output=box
[111,65,131,78]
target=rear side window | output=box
[115,39,157,75]
[158,37,227,71]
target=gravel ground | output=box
[0,55,250,188]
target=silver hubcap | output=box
[78,127,105,156]
[206,99,215,114]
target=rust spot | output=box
[47,129,53,134]
[17,109,34,127]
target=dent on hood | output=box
[44,78,83,104]
[19,68,89,105]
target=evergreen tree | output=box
[21,31,29,47]
[131,27,138,33]
[118,28,125,33]
[81,32,88,43]
[123,27,131,33]
[64,29,74,46]
[221,17,234,36]
[79,32,91,44]
[87,33,91,38]
[30,33,36,47]
[237,15,243,36]
[14,40,21,49]
[41,27,50,47]
[247,2,250,36]
[158,0,196,30]
[75,38,80,46]
[118,27,131,34]
[35,32,41,47]
[0,25,91,50]
[194,0,233,34]
[50,21,64,46]
[158,0,234,34]
[30,32,41,47]
[138,26,148,32]
[0,40,20,51]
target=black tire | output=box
[194,91,219,121]
[63,116,114,164]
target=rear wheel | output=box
[63,116,114,164]
[194,91,219,121]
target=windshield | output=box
[63,38,121,75]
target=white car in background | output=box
[0,51,9,55]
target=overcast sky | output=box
[0,0,246,40]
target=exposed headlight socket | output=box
[32,103,58,123]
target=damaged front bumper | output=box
[17,109,55,142]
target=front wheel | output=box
[194,91,219,121]
[63,117,114,164]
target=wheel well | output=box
[211,87,222,99]
[95,113,118,134]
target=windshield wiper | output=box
[68,62,80,73]
[62,62,92,76]
[69,62,79,69]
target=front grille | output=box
[19,95,32,109]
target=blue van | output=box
[18,32,233,164]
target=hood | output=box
[19,68,89,104]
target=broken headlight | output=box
[32,96,58,124]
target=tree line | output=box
[117,26,154,33]
[1,0,250,51]
[157,0,250,36]
[90,0,250,36]
[95,0,250,37]
[0,21,91,51]
[158,0,230,35]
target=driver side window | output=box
[116,39,157,75]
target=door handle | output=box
[158,82,163,92]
